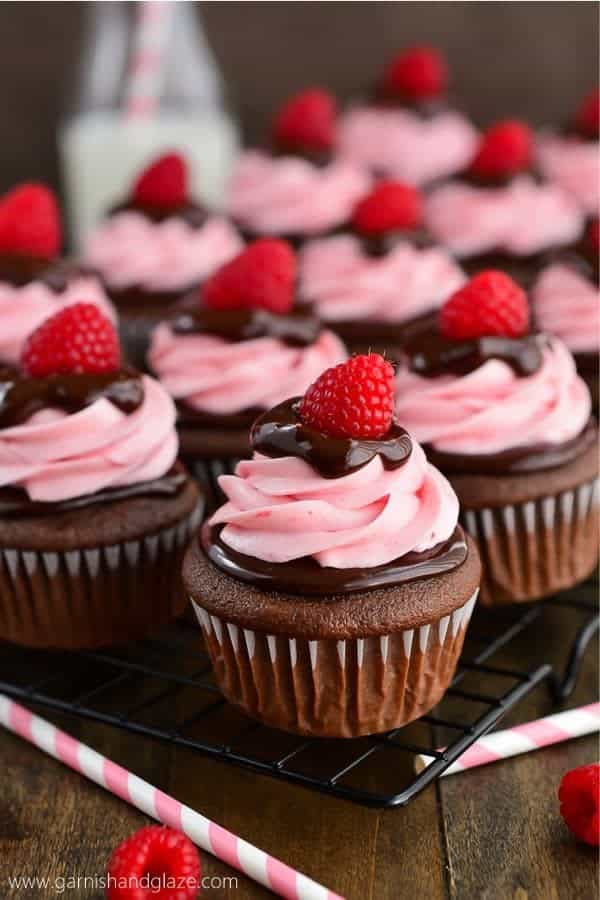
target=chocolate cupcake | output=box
[337,46,478,186]
[396,271,598,605]
[0,182,114,366]
[148,239,347,495]
[299,181,466,358]
[0,303,202,648]
[425,121,585,288]
[226,89,370,248]
[183,354,481,738]
[84,153,243,367]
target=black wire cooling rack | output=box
[0,575,597,808]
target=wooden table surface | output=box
[2,600,598,900]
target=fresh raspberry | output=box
[131,153,187,208]
[106,825,201,900]
[202,239,296,314]
[587,219,600,253]
[299,353,395,440]
[559,763,600,846]
[0,183,60,259]
[352,181,422,235]
[381,46,448,101]
[439,270,529,340]
[21,303,120,377]
[469,120,533,180]
[272,88,336,153]
[574,87,600,139]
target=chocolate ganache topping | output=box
[172,304,323,348]
[406,329,545,378]
[0,255,98,291]
[110,198,208,228]
[251,397,412,478]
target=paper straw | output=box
[125,1,173,118]
[415,702,600,776]
[0,694,342,900]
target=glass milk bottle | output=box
[59,1,240,249]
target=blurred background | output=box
[0,1,596,196]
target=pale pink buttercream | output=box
[532,263,599,354]
[0,375,178,502]
[299,235,466,323]
[537,133,600,216]
[149,322,347,415]
[425,176,584,258]
[337,106,478,185]
[210,439,458,568]
[395,337,590,455]
[226,150,371,236]
[0,274,114,365]
[84,212,243,292]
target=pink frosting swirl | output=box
[299,235,466,323]
[149,322,347,415]
[226,150,371,236]
[0,375,178,502]
[425,176,584,258]
[537,133,600,216]
[532,263,599,353]
[85,212,243,292]
[0,274,114,365]
[337,106,478,185]
[395,337,591,455]
[210,439,458,568]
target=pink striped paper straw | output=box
[125,1,173,118]
[0,694,343,900]
[415,702,600,776]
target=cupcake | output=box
[299,180,466,357]
[337,46,478,186]
[226,89,371,246]
[395,271,598,606]
[0,182,114,366]
[148,239,347,482]
[425,121,585,287]
[183,354,481,737]
[537,88,600,218]
[531,220,599,405]
[0,303,202,648]
[84,153,243,367]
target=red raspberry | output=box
[381,46,448,101]
[0,183,60,259]
[299,353,395,440]
[21,303,120,377]
[559,763,600,847]
[352,181,422,235]
[131,153,187,208]
[106,825,201,900]
[587,219,600,254]
[574,87,600,139]
[202,238,296,314]
[272,88,336,153]
[469,120,533,180]
[439,270,529,340]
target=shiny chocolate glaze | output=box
[203,522,467,595]
[0,465,187,518]
[349,227,434,258]
[110,199,208,228]
[457,168,543,190]
[406,330,544,378]
[171,303,323,348]
[426,416,598,476]
[251,398,412,478]
[370,86,448,120]
[0,255,99,291]
[0,368,143,428]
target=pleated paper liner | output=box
[461,477,599,605]
[192,590,478,738]
[0,501,203,649]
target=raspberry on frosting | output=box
[439,270,529,340]
[202,238,296,314]
[0,183,61,259]
[381,46,448,101]
[299,352,395,439]
[588,219,600,253]
[351,181,422,235]
[21,302,120,377]
[469,120,533,180]
[574,87,600,140]
[272,88,337,153]
[131,152,188,208]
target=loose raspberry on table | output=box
[202,238,296,314]
[21,303,120,377]
[439,270,529,340]
[272,88,337,153]
[106,824,201,900]
[0,182,61,259]
[559,762,600,847]
[132,153,188,208]
[352,181,422,236]
[381,46,448,101]
[469,120,532,180]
